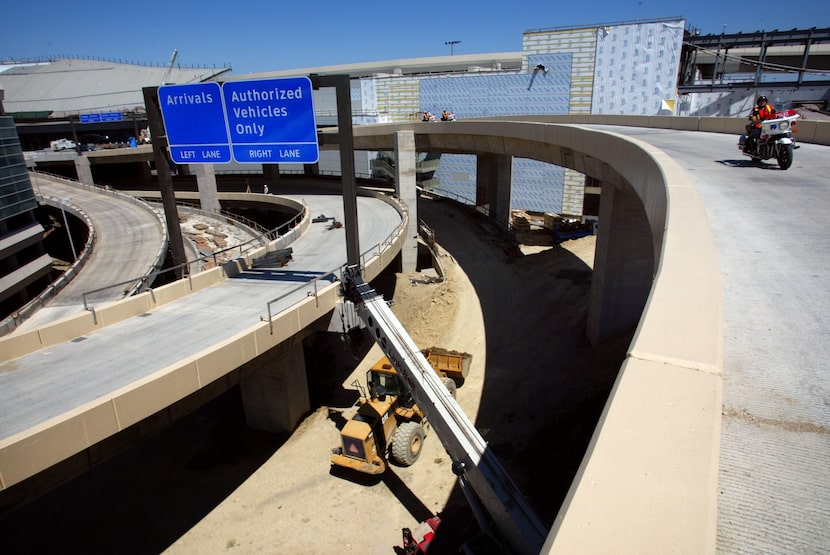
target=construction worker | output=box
[745,95,777,151]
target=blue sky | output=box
[2,1,827,75]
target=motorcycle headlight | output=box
[779,121,789,130]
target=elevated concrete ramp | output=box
[0,191,405,492]
[11,175,167,332]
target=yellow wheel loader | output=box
[331,348,471,475]
[338,265,547,553]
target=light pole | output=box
[60,197,78,261]
[29,155,41,197]
[445,41,461,56]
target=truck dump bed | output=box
[423,347,472,383]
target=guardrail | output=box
[81,200,308,318]
[148,201,270,276]
[0,186,406,362]
[0,190,98,336]
[171,199,270,236]
[262,192,408,334]
[207,167,378,179]
[38,170,169,295]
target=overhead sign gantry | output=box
[145,73,358,270]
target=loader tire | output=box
[391,422,425,467]
[442,376,457,398]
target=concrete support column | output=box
[239,338,310,435]
[263,164,281,188]
[476,153,513,230]
[562,168,586,216]
[475,155,490,209]
[587,181,654,346]
[191,164,221,213]
[394,131,418,272]
[74,156,94,187]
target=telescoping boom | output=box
[340,265,547,555]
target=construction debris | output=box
[511,210,533,232]
[252,248,293,268]
[410,268,444,285]
[543,213,596,243]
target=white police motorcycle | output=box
[739,109,800,170]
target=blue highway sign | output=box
[222,77,319,164]
[80,112,123,123]
[158,82,231,163]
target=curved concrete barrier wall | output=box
[345,119,724,553]
[543,130,722,554]
[472,114,830,146]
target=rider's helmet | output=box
[757,95,768,107]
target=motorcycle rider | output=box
[745,95,777,152]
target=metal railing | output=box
[32,170,170,284]
[81,201,308,317]
[213,168,376,179]
[1,171,168,335]
[4,168,415,336]
[0,193,98,336]
[154,201,269,275]
[171,199,270,236]
[417,184,490,216]
[262,194,407,334]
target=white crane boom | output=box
[340,264,547,555]
[161,49,178,85]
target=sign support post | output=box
[142,85,187,278]
[311,74,359,266]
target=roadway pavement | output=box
[0,192,401,441]
[590,126,830,554]
[16,175,167,331]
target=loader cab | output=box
[366,361,407,400]
[368,370,402,398]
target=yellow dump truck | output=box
[331,347,472,475]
